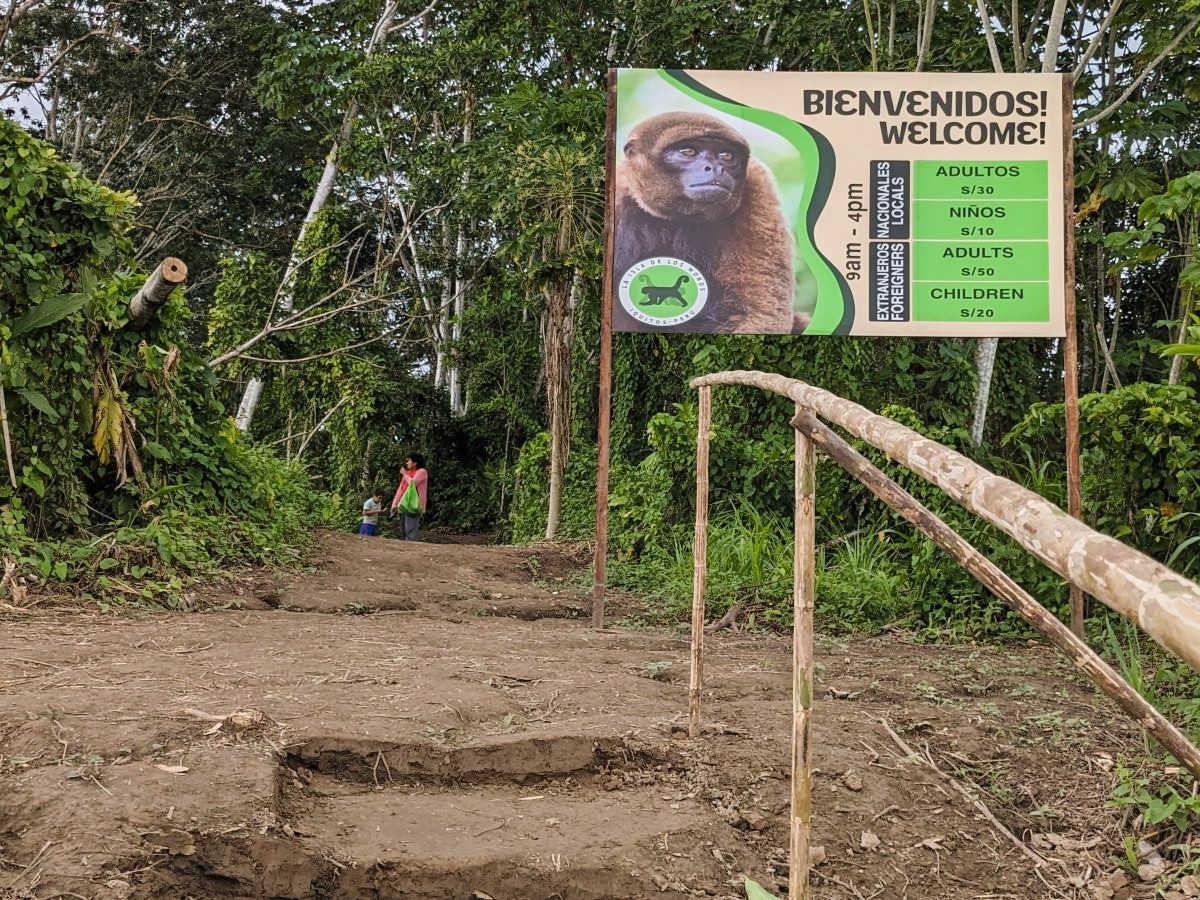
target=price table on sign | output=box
[867,160,1052,325]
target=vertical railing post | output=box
[689,385,712,739]
[791,401,816,900]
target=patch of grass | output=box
[816,532,911,633]
[639,660,674,681]
[608,501,912,634]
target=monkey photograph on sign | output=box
[613,111,804,334]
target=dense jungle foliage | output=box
[0,117,334,603]
[2,1,1198,635]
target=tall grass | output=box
[608,498,911,632]
[818,533,910,631]
[1102,618,1200,741]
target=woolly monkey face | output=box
[660,137,747,204]
[624,113,751,222]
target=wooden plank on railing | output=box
[690,370,1200,673]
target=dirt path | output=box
[1,532,1145,899]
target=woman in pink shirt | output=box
[390,453,428,541]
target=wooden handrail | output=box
[688,370,1200,900]
[691,370,1200,672]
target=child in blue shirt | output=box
[359,489,384,536]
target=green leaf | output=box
[21,472,46,497]
[16,389,58,420]
[1161,344,1200,358]
[1167,533,1200,568]
[745,877,780,900]
[11,291,91,337]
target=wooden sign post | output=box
[592,70,617,630]
[1062,76,1085,636]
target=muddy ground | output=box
[0,532,1164,899]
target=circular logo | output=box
[618,257,709,327]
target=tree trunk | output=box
[1104,274,1122,388]
[1168,226,1196,386]
[0,382,16,488]
[233,0,404,432]
[1168,283,1194,386]
[969,337,998,444]
[1041,0,1070,72]
[234,377,264,432]
[914,0,937,71]
[543,277,578,540]
[448,89,475,417]
[434,219,453,391]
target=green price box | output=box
[911,282,1051,323]
[911,241,1049,282]
[913,200,1048,241]
[913,161,1049,200]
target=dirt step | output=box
[275,589,417,613]
[470,598,588,620]
[286,734,671,785]
[292,783,755,899]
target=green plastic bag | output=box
[396,481,421,515]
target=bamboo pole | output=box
[691,370,1200,673]
[792,410,1200,779]
[689,385,712,739]
[1062,75,1085,638]
[128,257,187,327]
[791,402,817,900]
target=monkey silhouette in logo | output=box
[614,111,807,333]
[637,273,691,307]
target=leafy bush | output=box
[607,498,912,633]
[0,120,328,606]
[1006,383,1200,574]
[818,534,911,632]
[508,432,598,542]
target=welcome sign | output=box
[609,69,1067,337]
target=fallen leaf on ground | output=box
[1032,832,1103,852]
[154,764,189,774]
[745,877,780,900]
[1091,870,1131,900]
[1139,858,1167,882]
